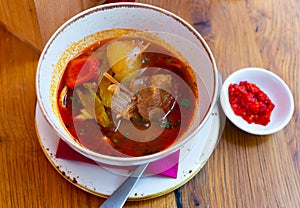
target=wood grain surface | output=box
[0,0,106,49]
[0,0,42,49]
[33,0,106,48]
[0,0,299,207]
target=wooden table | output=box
[0,0,299,207]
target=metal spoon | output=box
[99,163,149,208]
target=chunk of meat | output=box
[136,74,177,120]
[111,88,137,120]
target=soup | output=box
[57,29,198,157]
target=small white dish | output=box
[220,67,294,135]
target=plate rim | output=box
[35,103,224,200]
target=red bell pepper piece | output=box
[64,56,99,89]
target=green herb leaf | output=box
[79,128,85,135]
[142,57,150,63]
[181,98,191,108]
[124,132,129,139]
[160,119,173,128]
[70,96,76,109]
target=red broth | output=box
[57,34,198,157]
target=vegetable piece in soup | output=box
[57,31,198,157]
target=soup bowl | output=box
[36,2,219,166]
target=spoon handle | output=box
[99,163,149,208]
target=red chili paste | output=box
[228,81,275,126]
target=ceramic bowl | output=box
[220,67,294,135]
[36,2,219,166]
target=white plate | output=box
[35,103,224,200]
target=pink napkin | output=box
[56,139,179,178]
